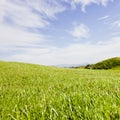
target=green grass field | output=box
[1,61,120,120]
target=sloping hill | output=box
[85,57,120,69]
[1,61,120,119]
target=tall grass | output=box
[0,61,120,119]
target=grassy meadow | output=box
[0,61,120,120]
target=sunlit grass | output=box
[0,61,120,119]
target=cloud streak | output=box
[0,0,65,28]
[0,24,46,46]
[63,0,113,12]
[0,0,66,47]
[98,15,109,21]
[2,36,120,65]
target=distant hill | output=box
[55,63,88,68]
[85,57,120,69]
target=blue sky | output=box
[0,0,120,65]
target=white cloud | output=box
[27,0,66,19]
[2,37,120,65]
[64,0,113,12]
[0,24,46,46]
[0,0,65,28]
[98,15,109,21]
[0,0,66,47]
[70,24,90,39]
[97,15,120,33]
[112,20,120,28]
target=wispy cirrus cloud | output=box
[0,0,66,47]
[98,15,109,21]
[97,15,120,34]
[0,0,65,28]
[70,23,90,39]
[63,0,113,12]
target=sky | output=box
[0,0,120,65]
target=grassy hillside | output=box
[1,61,120,119]
[112,66,120,70]
[85,57,120,69]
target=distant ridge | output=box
[55,63,87,68]
[85,57,120,69]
